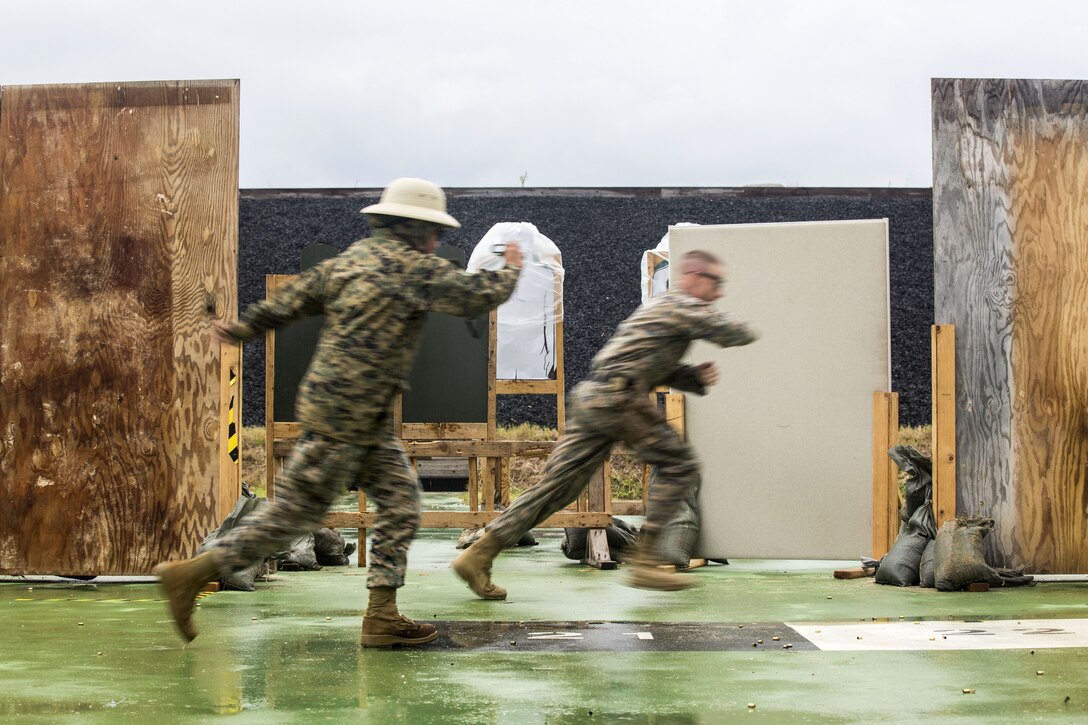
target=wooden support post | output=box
[264,276,279,500]
[932,325,957,527]
[482,458,496,512]
[665,393,686,438]
[468,457,479,511]
[500,457,511,507]
[487,311,497,440]
[555,274,566,435]
[584,529,616,569]
[871,391,900,558]
[583,459,616,569]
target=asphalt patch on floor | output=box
[425,620,815,652]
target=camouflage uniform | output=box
[487,290,757,548]
[213,230,519,588]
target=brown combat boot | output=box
[153,550,222,642]
[360,586,439,647]
[624,535,694,591]
[450,530,507,600]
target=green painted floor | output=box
[3,524,1088,723]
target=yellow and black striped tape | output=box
[227,368,239,462]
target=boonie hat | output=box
[361,177,460,228]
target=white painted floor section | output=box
[787,618,1088,651]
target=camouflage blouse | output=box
[588,290,758,396]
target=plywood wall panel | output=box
[933,78,1088,572]
[0,81,239,575]
[672,220,890,559]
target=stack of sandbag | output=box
[198,483,270,591]
[313,527,357,566]
[932,516,1033,590]
[200,486,358,587]
[274,528,359,570]
[875,446,936,586]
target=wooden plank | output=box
[401,422,488,440]
[665,392,686,438]
[482,458,496,511]
[264,275,282,499]
[872,391,900,558]
[274,437,557,459]
[611,500,646,516]
[933,78,1088,572]
[487,310,497,440]
[0,80,239,575]
[833,566,876,580]
[496,379,561,395]
[272,421,303,441]
[582,528,617,570]
[325,511,613,529]
[392,392,403,438]
[468,457,479,510]
[500,456,511,507]
[415,458,470,477]
[555,273,566,435]
[931,325,956,528]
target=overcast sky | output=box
[5,1,1087,189]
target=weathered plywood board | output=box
[0,80,239,575]
[933,78,1088,572]
[671,220,890,559]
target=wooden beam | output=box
[582,528,617,570]
[482,458,496,512]
[401,422,489,441]
[871,391,900,558]
[496,379,561,395]
[325,511,613,529]
[487,310,497,440]
[612,500,645,516]
[274,438,557,459]
[665,392,686,438]
[468,457,479,510]
[932,324,957,527]
[555,273,566,435]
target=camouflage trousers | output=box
[212,430,421,589]
[487,380,700,548]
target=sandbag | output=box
[198,484,269,592]
[919,538,937,588]
[456,526,537,550]
[562,518,640,562]
[313,527,357,566]
[875,499,937,586]
[887,446,932,529]
[273,534,321,571]
[933,517,1002,591]
[875,446,936,586]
